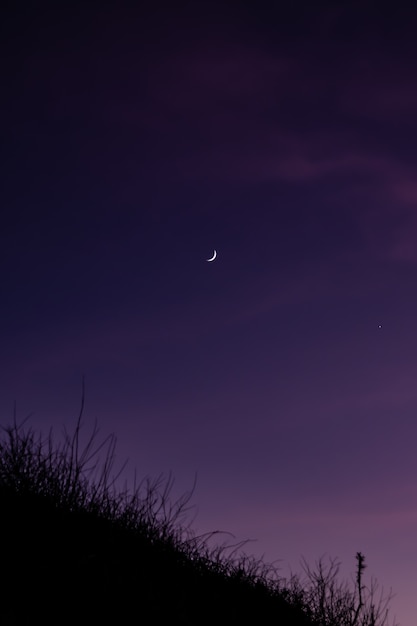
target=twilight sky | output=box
[2,3,417,623]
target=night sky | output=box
[2,3,417,623]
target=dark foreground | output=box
[0,413,395,625]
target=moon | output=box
[206,250,217,262]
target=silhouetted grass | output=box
[0,394,398,625]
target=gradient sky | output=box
[2,3,417,624]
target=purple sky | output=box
[2,3,417,623]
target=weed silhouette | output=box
[0,392,398,625]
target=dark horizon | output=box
[2,3,417,623]
[1,414,375,625]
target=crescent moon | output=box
[206,250,217,262]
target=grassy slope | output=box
[0,411,396,626]
[0,415,316,626]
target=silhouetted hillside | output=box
[0,408,396,625]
